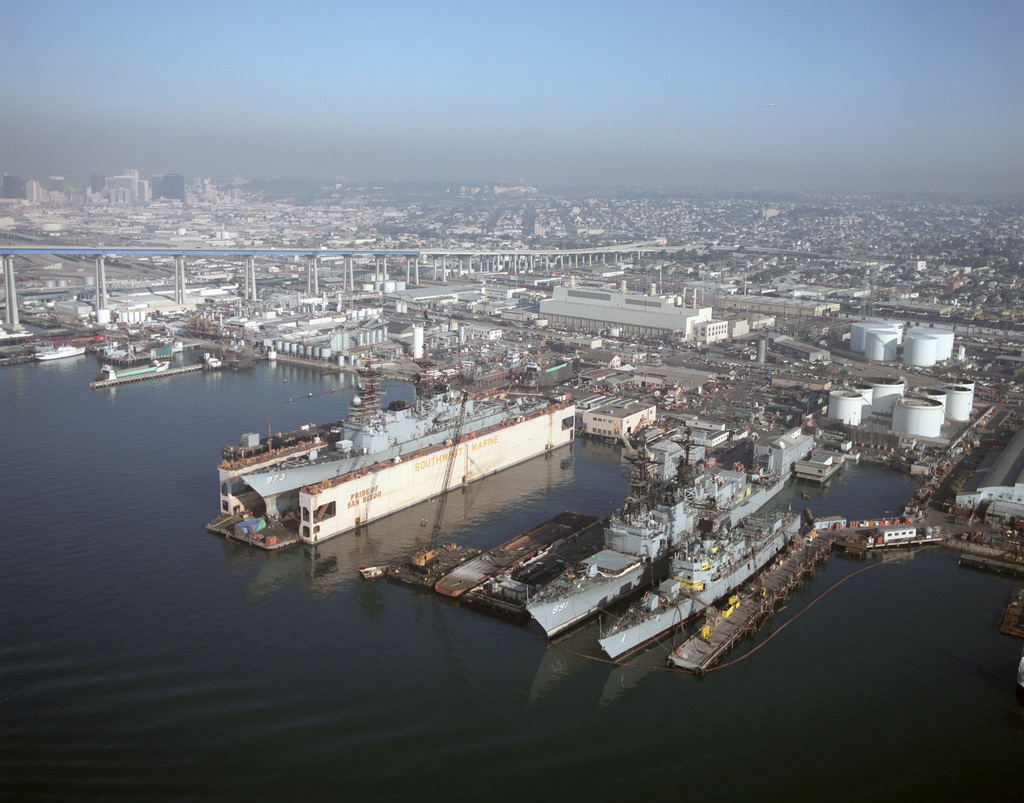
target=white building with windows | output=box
[540,285,712,341]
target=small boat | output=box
[34,343,86,361]
[358,564,386,580]
[94,360,170,382]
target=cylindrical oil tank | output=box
[757,338,767,364]
[95,308,111,325]
[941,379,974,393]
[931,329,955,360]
[828,390,864,425]
[903,332,939,367]
[851,382,874,420]
[892,397,945,438]
[412,325,424,359]
[865,328,899,362]
[942,385,974,422]
[850,322,870,352]
[866,377,905,414]
[918,387,947,413]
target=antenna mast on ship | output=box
[348,369,382,427]
[618,427,658,523]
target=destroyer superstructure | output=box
[598,505,797,660]
[526,428,791,639]
[526,432,697,637]
[211,373,575,546]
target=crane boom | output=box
[412,391,469,567]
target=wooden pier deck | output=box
[90,363,203,389]
[667,531,837,674]
[999,585,1024,638]
[957,554,1024,578]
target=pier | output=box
[667,531,837,674]
[90,363,202,389]
[999,586,1024,638]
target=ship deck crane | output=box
[412,390,470,568]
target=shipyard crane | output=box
[412,390,470,568]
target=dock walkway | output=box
[1000,585,1024,638]
[90,363,203,389]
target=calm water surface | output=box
[2,357,1022,802]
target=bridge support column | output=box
[245,256,256,301]
[174,255,186,305]
[307,256,318,296]
[95,256,108,311]
[344,255,353,291]
[3,255,19,328]
[414,255,420,285]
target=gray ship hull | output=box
[598,516,798,660]
[526,550,650,637]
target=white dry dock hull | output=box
[298,409,573,543]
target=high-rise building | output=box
[151,173,186,201]
[1,174,26,199]
[91,174,106,194]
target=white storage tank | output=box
[828,390,864,425]
[412,325,424,359]
[918,387,947,413]
[942,384,974,422]
[865,328,899,362]
[932,329,955,361]
[851,382,874,420]
[866,377,905,414]
[892,397,945,438]
[95,308,111,325]
[850,321,870,353]
[903,331,939,367]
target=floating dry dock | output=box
[667,530,837,674]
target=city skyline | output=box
[2,0,1022,195]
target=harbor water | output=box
[2,357,1022,802]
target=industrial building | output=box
[956,427,1024,524]
[539,286,712,340]
[580,400,657,440]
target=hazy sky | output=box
[2,0,1022,194]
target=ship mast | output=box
[348,369,382,427]
[619,427,658,524]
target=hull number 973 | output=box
[265,474,287,485]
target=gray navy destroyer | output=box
[526,429,790,638]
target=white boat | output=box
[34,344,86,361]
[94,360,171,382]
[1017,649,1024,705]
[358,565,386,580]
